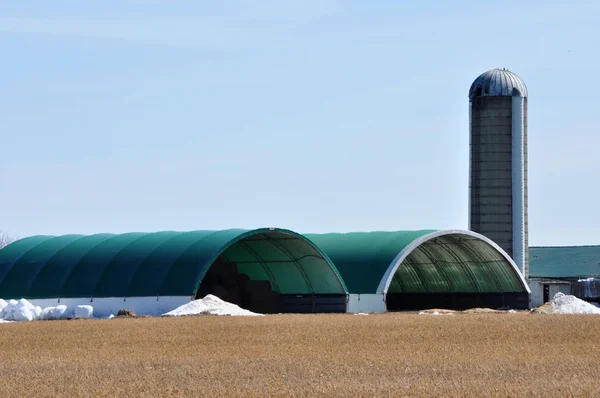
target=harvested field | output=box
[2,313,600,397]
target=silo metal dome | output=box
[468,68,528,100]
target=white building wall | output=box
[28,296,192,318]
[549,284,571,299]
[528,279,572,308]
[347,294,386,313]
[528,280,543,308]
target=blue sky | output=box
[1,0,599,246]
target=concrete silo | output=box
[468,68,528,278]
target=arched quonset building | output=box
[305,230,530,313]
[0,228,531,315]
[0,228,348,316]
[469,68,529,278]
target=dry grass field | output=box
[2,312,600,397]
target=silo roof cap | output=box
[469,68,528,100]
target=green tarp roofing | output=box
[0,227,530,300]
[305,230,528,294]
[0,229,347,299]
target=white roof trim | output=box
[376,229,531,295]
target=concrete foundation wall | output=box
[347,294,386,313]
[528,280,543,308]
[27,296,192,318]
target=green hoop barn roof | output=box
[0,228,348,300]
[305,230,529,294]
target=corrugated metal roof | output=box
[305,230,529,294]
[469,68,528,100]
[530,246,600,278]
[0,229,348,299]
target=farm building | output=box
[306,229,530,312]
[0,228,531,314]
[527,245,600,306]
[0,228,349,316]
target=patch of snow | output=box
[49,305,70,320]
[545,292,600,314]
[508,309,517,313]
[1,298,40,321]
[108,314,115,319]
[0,299,7,311]
[40,306,56,320]
[354,313,369,315]
[419,311,453,316]
[578,277,600,282]
[163,294,263,317]
[74,305,94,319]
[0,319,13,323]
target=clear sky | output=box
[1,0,598,246]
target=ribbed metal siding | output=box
[523,98,529,278]
[470,96,514,257]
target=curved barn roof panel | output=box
[0,228,347,300]
[304,230,437,293]
[61,232,149,298]
[306,230,529,295]
[0,235,54,283]
[30,234,116,298]
[0,235,85,299]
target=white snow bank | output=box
[42,305,70,320]
[543,292,600,314]
[0,299,43,322]
[0,299,7,311]
[163,294,263,317]
[0,299,81,321]
[74,305,94,319]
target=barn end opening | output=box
[195,231,348,313]
[384,233,530,311]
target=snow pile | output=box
[419,309,454,316]
[74,305,94,318]
[0,299,43,321]
[40,305,71,320]
[535,292,600,314]
[0,299,87,322]
[163,294,263,317]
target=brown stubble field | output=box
[2,313,600,397]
